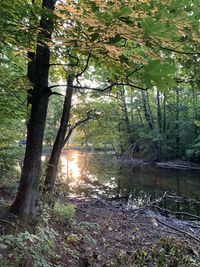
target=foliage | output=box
[186,136,200,161]
[108,237,200,266]
[0,0,199,229]
[54,202,76,221]
[0,146,25,189]
[73,83,200,159]
[0,226,60,267]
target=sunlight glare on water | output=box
[60,153,81,182]
[41,155,46,162]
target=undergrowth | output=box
[108,237,200,267]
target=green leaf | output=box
[143,60,177,90]
[91,32,99,41]
[113,6,132,18]
[108,34,121,44]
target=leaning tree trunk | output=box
[10,0,56,220]
[45,75,74,191]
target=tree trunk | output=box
[120,87,133,144]
[175,88,180,158]
[45,75,74,191]
[163,93,166,134]
[10,0,56,220]
[156,89,162,160]
[141,91,154,130]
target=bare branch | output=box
[153,42,200,55]
[126,66,143,80]
[49,63,67,67]
[48,82,148,92]
[63,113,94,147]
[75,53,91,78]
[67,50,79,66]
[49,91,64,97]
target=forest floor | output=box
[58,197,200,267]
[1,188,200,267]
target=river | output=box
[55,149,200,216]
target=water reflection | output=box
[57,150,200,215]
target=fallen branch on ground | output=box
[149,204,200,221]
[155,218,200,243]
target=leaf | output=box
[143,60,177,90]
[104,45,122,57]
[108,34,121,44]
[91,32,99,42]
[113,7,133,19]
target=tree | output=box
[4,0,200,219]
[45,53,93,191]
[10,0,56,219]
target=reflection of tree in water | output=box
[57,150,200,214]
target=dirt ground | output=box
[1,188,200,267]
[52,197,200,266]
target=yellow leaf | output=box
[192,37,200,44]
[104,45,122,57]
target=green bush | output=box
[54,202,76,221]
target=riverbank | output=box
[42,146,200,171]
[61,197,200,266]
[118,158,200,171]
[1,190,200,266]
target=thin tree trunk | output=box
[10,0,56,220]
[163,93,166,134]
[156,89,162,160]
[175,88,180,158]
[146,90,154,127]
[120,87,133,144]
[141,91,154,130]
[45,75,74,191]
[192,89,198,138]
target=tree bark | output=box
[156,89,162,160]
[175,88,180,158]
[45,75,74,191]
[10,0,56,220]
[141,91,154,130]
[163,93,166,134]
[120,87,133,144]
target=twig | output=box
[149,204,200,220]
[48,81,148,92]
[155,218,200,243]
[75,53,91,78]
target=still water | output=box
[57,149,200,215]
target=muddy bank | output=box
[1,191,200,266]
[59,197,200,266]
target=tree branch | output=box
[155,217,200,243]
[156,44,199,55]
[75,53,91,78]
[62,112,94,147]
[48,82,148,92]
[49,91,64,97]
[126,66,143,80]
